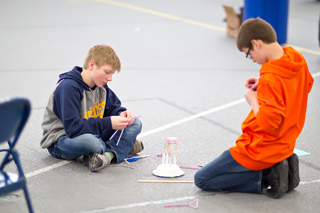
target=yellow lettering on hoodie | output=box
[84,100,106,119]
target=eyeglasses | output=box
[246,45,252,59]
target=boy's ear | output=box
[88,60,95,70]
[251,39,262,49]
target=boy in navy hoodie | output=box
[40,44,143,172]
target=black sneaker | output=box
[128,140,144,156]
[88,153,111,172]
[266,159,289,199]
[287,153,300,192]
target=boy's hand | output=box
[110,116,130,130]
[119,110,134,126]
[244,89,259,115]
[245,77,259,91]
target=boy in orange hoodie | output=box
[194,18,314,198]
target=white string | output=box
[109,129,124,146]
[116,129,124,146]
[109,130,118,140]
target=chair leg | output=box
[23,185,34,213]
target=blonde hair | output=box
[237,18,277,51]
[83,44,121,72]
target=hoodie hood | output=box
[57,66,89,89]
[260,47,306,79]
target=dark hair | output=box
[237,18,277,51]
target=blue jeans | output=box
[194,150,262,194]
[48,119,142,163]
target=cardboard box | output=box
[223,5,243,39]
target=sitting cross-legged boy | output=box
[194,18,314,198]
[40,44,143,172]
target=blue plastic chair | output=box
[0,97,34,213]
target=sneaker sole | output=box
[267,160,289,199]
[89,153,109,172]
[287,153,300,192]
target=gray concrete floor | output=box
[0,0,320,212]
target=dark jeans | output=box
[48,119,142,163]
[194,150,263,194]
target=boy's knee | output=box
[80,133,97,141]
[194,170,207,190]
[134,118,142,127]
[79,134,104,153]
[130,118,142,132]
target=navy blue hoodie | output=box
[40,66,126,148]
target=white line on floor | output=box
[312,71,320,78]
[25,161,70,178]
[80,196,197,212]
[80,179,320,212]
[300,179,320,185]
[137,98,245,138]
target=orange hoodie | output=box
[230,47,314,171]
